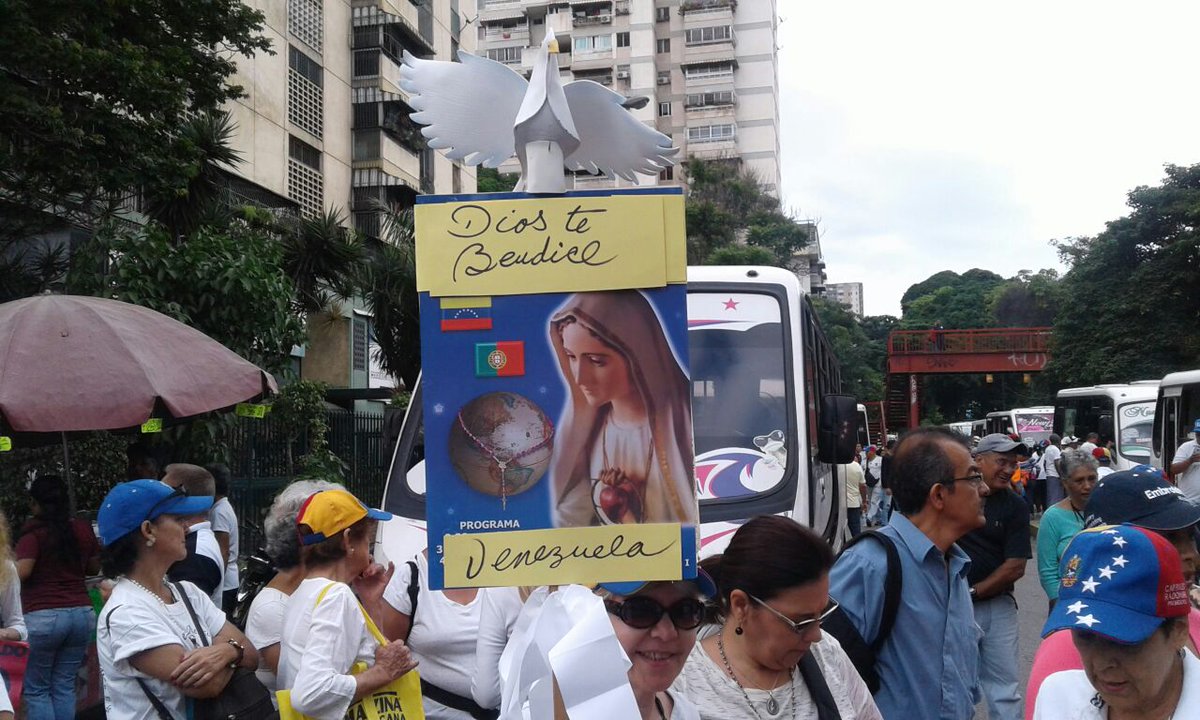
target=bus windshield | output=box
[1117,401,1155,463]
[687,292,791,501]
[1014,412,1053,443]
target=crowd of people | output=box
[0,419,1194,719]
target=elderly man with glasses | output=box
[956,433,1032,720]
[829,426,988,720]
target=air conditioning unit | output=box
[616,70,630,79]
[657,76,670,85]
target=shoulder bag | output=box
[276,582,425,720]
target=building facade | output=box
[225,0,479,235]
[477,0,781,193]
[826,282,864,317]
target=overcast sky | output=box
[777,1,1200,316]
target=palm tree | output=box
[357,205,422,389]
[280,208,364,315]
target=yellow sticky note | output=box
[442,523,683,588]
[236,403,268,419]
[415,194,681,297]
[0,437,10,452]
[140,418,163,434]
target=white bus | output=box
[948,421,974,437]
[1153,370,1200,473]
[1054,382,1159,470]
[857,404,872,448]
[376,266,856,567]
[984,407,1054,445]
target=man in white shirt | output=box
[1040,435,1063,505]
[1078,432,1099,457]
[1170,418,1200,503]
[163,464,225,606]
[206,463,240,612]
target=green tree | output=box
[987,269,1061,327]
[810,297,885,401]
[1045,164,1200,386]
[477,168,519,193]
[898,269,1005,329]
[0,0,270,238]
[357,207,422,390]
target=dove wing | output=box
[561,81,679,181]
[400,51,529,168]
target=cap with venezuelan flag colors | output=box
[296,489,392,545]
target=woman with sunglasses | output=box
[95,480,260,720]
[675,515,881,720]
[599,575,713,720]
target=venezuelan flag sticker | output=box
[475,341,525,377]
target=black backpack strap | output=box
[420,678,500,720]
[171,581,211,647]
[403,559,420,643]
[863,533,902,654]
[104,606,178,720]
[797,651,841,720]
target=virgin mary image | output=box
[548,290,696,527]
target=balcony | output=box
[683,63,736,87]
[479,0,526,24]
[483,24,530,44]
[353,131,423,191]
[546,10,573,36]
[523,46,572,72]
[571,49,613,71]
[352,3,435,57]
[352,48,406,97]
[573,70,612,86]
[615,0,630,15]
[686,138,737,160]
[680,0,736,16]
[573,12,611,26]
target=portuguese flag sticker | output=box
[475,341,526,377]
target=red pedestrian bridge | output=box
[884,327,1052,433]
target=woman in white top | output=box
[674,516,881,720]
[549,290,694,527]
[276,489,416,720]
[373,551,492,719]
[95,480,259,720]
[243,480,341,696]
[0,511,26,642]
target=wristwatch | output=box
[226,638,245,669]
[969,587,978,599]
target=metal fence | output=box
[227,410,387,556]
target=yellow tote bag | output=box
[277,583,425,720]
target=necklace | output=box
[654,695,667,720]
[456,410,554,509]
[716,635,796,718]
[122,577,198,645]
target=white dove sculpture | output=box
[400,28,678,194]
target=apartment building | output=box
[477,0,781,194]
[225,0,478,237]
[826,282,864,317]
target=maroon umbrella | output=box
[0,295,278,432]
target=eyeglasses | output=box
[747,593,839,635]
[942,473,985,488]
[143,488,188,523]
[604,596,706,631]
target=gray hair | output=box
[1059,449,1098,479]
[264,479,344,570]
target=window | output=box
[684,25,732,45]
[660,166,674,181]
[658,102,671,116]
[655,6,670,22]
[288,0,323,53]
[289,136,321,170]
[685,90,735,108]
[616,31,630,48]
[657,70,671,85]
[573,34,613,53]
[687,123,735,143]
[352,317,369,372]
[683,62,735,81]
[486,46,522,63]
[656,38,670,53]
[288,45,324,138]
[288,46,323,86]
[288,136,323,218]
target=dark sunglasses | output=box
[143,488,187,523]
[604,596,706,630]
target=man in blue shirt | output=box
[830,426,985,719]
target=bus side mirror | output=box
[818,395,859,464]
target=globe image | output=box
[449,392,554,507]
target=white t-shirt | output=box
[866,456,882,484]
[186,522,225,607]
[1079,441,1097,457]
[97,580,227,720]
[841,462,865,509]
[209,498,240,593]
[1042,444,1062,478]
[383,553,482,720]
[471,586,525,709]
[673,634,883,720]
[278,578,378,720]
[244,586,290,695]
[0,561,26,640]
[1173,439,1200,503]
[1096,466,1115,478]
[1033,650,1200,718]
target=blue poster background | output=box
[419,284,689,589]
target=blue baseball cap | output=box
[1192,418,1200,433]
[98,479,214,546]
[1043,524,1190,643]
[600,567,717,599]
